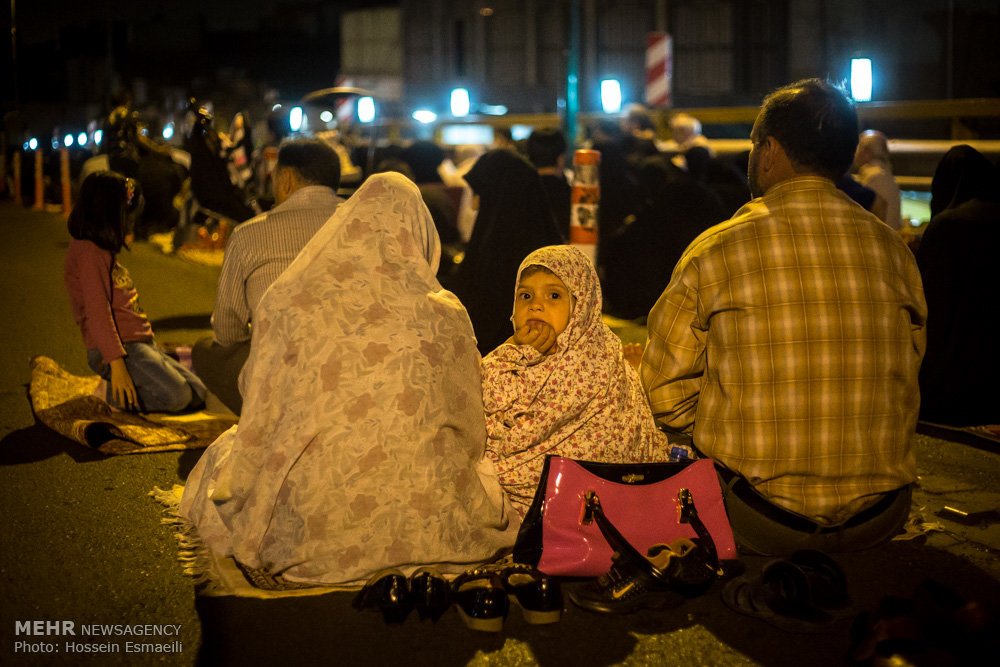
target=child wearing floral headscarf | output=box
[481,245,688,515]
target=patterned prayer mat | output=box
[151,485,351,598]
[29,355,237,455]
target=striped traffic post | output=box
[570,149,600,265]
[645,32,673,108]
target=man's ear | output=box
[275,167,298,200]
[760,136,779,172]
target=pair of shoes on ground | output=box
[452,562,563,632]
[721,549,850,633]
[567,488,724,614]
[352,563,563,630]
[567,536,720,614]
[352,567,452,624]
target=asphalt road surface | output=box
[2,201,998,666]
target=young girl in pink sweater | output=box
[65,171,206,413]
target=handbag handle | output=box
[582,488,723,577]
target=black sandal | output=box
[499,564,563,624]
[452,570,509,632]
[721,551,849,633]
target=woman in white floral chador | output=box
[181,172,518,585]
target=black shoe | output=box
[452,570,509,632]
[500,564,563,624]
[352,569,412,624]
[410,567,452,622]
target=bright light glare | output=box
[450,88,470,117]
[412,109,438,124]
[601,79,622,114]
[851,58,872,102]
[28,138,38,150]
[358,97,376,123]
[51,138,60,150]
[480,104,508,116]
[94,130,103,145]
[162,122,174,140]
[77,132,87,146]
[511,124,533,141]
[320,110,334,123]
[64,134,74,147]
[289,106,303,132]
[271,103,282,111]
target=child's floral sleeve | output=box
[481,343,574,458]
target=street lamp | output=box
[450,88,470,117]
[289,106,303,132]
[851,58,872,102]
[601,79,622,114]
[412,109,437,124]
[358,96,376,123]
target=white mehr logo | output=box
[15,621,76,635]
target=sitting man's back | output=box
[192,138,343,414]
[641,78,927,555]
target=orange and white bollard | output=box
[13,152,22,206]
[60,148,72,219]
[570,149,600,265]
[33,149,44,210]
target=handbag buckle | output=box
[677,488,694,524]
[580,490,600,525]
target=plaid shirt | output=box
[641,176,926,524]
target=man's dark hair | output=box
[526,128,567,169]
[756,78,858,180]
[68,171,140,254]
[277,138,341,189]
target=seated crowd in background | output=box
[69,79,1000,584]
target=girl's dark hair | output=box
[68,171,141,253]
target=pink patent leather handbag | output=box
[512,456,737,577]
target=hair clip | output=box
[125,178,137,209]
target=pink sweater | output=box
[64,239,153,363]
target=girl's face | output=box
[513,268,574,337]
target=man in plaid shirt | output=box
[641,79,926,555]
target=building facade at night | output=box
[3,1,999,144]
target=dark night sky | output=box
[2,1,391,110]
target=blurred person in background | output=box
[916,145,1000,426]
[854,130,902,230]
[526,128,572,241]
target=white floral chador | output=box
[181,173,518,585]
